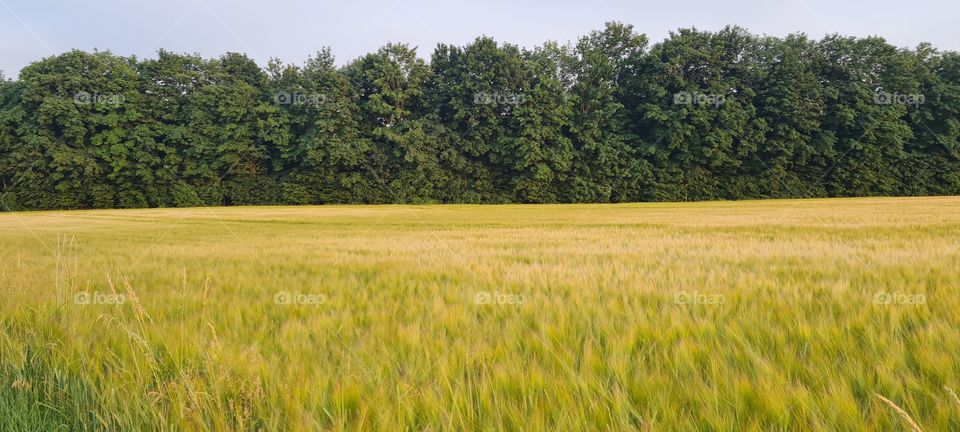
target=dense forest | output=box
[1,23,958,210]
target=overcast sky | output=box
[1,0,958,77]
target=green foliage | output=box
[344,43,437,202]
[1,25,959,210]
[570,22,650,202]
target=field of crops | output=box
[2,197,960,431]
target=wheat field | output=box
[1,197,960,431]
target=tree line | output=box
[1,23,958,210]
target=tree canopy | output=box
[1,23,958,210]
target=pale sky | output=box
[1,0,958,78]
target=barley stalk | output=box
[875,393,924,432]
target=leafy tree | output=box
[629,27,768,200]
[176,52,287,206]
[267,50,369,203]
[136,50,213,207]
[901,47,960,195]
[2,26,960,211]
[507,43,575,202]
[7,50,142,209]
[814,36,916,197]
[345,43,438,203]
[742,34,827,197]
[0,71,18,209]
[425,37,532,203]
[570,22,651,202]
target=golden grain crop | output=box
[1,197,959,430]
